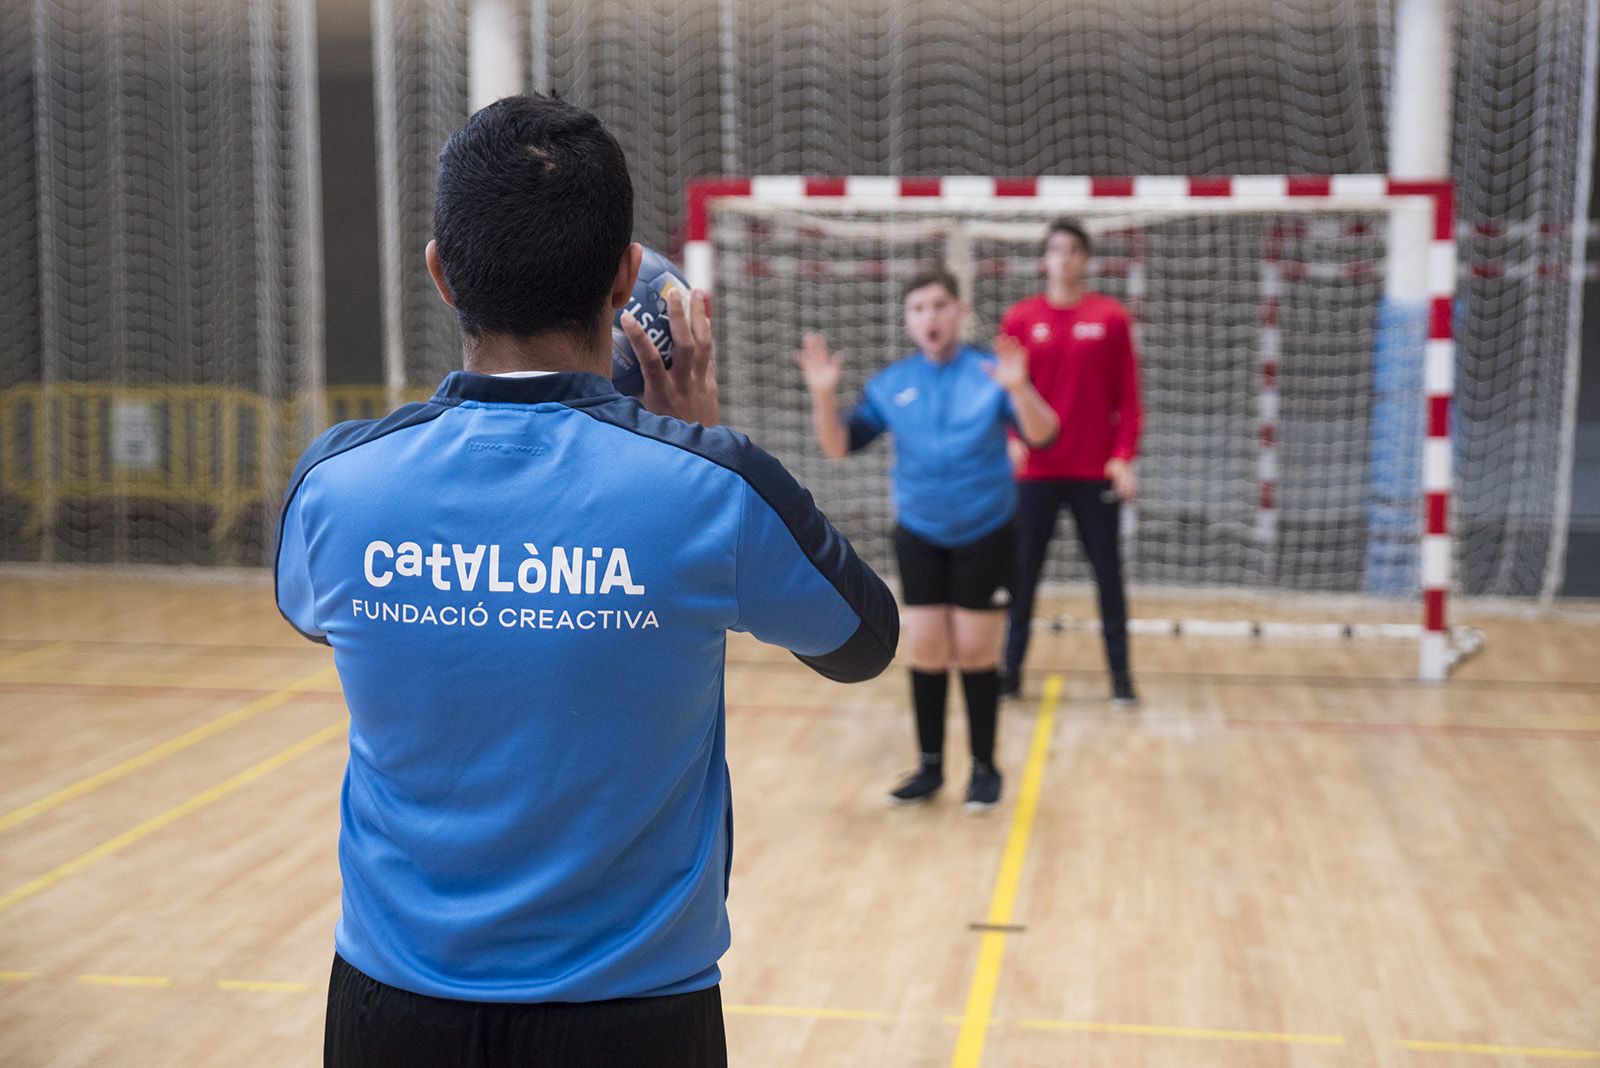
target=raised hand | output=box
[994,333,1061,451]
[795,332,845,395]
[986,334,1032,393]
[627,287,719,427]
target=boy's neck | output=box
[1046,281,1087,307]
[462,327,610,377]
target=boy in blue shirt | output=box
[797,267,1057,811]
[276,95,897,1067]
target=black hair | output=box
[899,265,961,302]
[433,94,633,339]
[1044,217,1092,256]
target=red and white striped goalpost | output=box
[684,176,1460,681]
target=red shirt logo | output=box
[1030,322,1051,343]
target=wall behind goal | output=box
[380,0,1589,598]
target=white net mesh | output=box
[364,0,1593,599]
[374,0,469,399]
[0,0,323,566]
[711,202,1408,597]
[1452,3,1597,597]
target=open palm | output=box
[795,332,845,393]
[987,335,1031,391]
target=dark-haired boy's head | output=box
[1044,217,1091,256]
[900,264,965,359]
[429,95,635,344]
[899,265,960,304]
[1042,217,1092,289]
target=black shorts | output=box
[324,953,727,1068]
[893,522,1016,611]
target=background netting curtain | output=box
[0,0,322,566]
[371,0,1594,600]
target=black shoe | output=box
[889,764,943,805]
[1112,673,1138,707]
[998,673,1021,700]
[964,762,1003,814]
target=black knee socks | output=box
[911,668,999,767]
[961,669,999,768]
[910,669,948,761]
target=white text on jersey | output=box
[363,541,646,596]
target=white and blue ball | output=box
[611,247,689,397]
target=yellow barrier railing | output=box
[0,383,409,561]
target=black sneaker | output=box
[1112,673,1138,707]
[889,764,943,805]
[964,762,1003,814]
[998,673,1021,700]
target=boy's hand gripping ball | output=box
[611,247,690,397]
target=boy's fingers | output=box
[690,289,713,353]
[685,291,713,377]
[622,312,669,388]
[664,288,693,376]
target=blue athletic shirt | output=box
[846,344,1018,547]
[275,370,897,1003]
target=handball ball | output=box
[611,247,690,397]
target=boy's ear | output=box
[610,243,645,310]
[425,240,456,308]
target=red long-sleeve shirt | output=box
[1000,292,1143,481]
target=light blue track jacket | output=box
[275,370,897,1003]
[846,345,1019,547]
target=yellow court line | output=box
[0,640,71,675]
[217,979,326,994]
[1019,1018,1345,1046]
[725,1004,889,1022]
[0,970,36,981]
[0,665,337,833]
[5,668,340,689]
[0,719,347,914]
[1399,1039,1600,1061]
[76,974,172,988]
[950,674,1062,1068]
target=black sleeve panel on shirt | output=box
[272,401,448,644]
[846,412,884,454]
[844,379,888,454]
[796,613,900,683]
[734,442,899,683]
[574,398,899,683]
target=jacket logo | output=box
[894,387,919,407]
[1072,321,1107,341]
[363,541,645,596]
[1030,323,1050,343]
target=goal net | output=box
[689,176,1469,679]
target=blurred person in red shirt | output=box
[999,219,1143,706]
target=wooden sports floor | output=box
[1,571,1596,1067]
